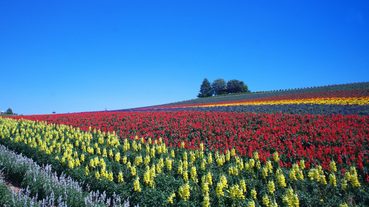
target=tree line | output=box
[198,78,250,98]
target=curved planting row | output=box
[1,117,368,206]
[15,112,369,178]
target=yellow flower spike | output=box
[180,141,185,148]
[266,160,273,173]
[170,149,175,158]
[114,152,121,163]
[230,184,245,200]
[144,155,151,166]
[206,172,213,186]
[133,176,141,192]
[297,170,304,180]
[249,159,255,168]
[183,170,189,182]
[84,166,89,176]
[240,179,247,193]
[216,182,224,198]
[329,173,337,187]
[134,155,143,166]
[273,152,280,162]
[276,168,287,188]
[108,149,113,158]
[247,200,256,207]
[299,160,305,170]
[202,181,209,194]
[202,193,210,207]
[320,174,327,185]
[349,166,361,188]
[144,166,154,187]
[95,171,100,180]
[253,151,259,160]
[178,183,190,201]
[75,158,80,167]
[80,154,85,162]
[183,151,188,161]
[226,150,231,161]
[122,156,128,164]
[177,161,183,175]
[262,194,270,207]
[231,148,236,157]
[167,193,176,204]
[251,188,257,200]
[197,158,205,170]
[166,158,173,171]
[256,160,261,169]
[289,168,297,181]
[118,171,124,183]
[267,180,275,194]
[200,142,204,151]
[183,160,188,171]
[262,166,268,179]
[207,152,213,164]
[68,159,75,169]
[190,166,198,183]
[108,171,114,181]
[150,147,156,158]
[130,166,137,176]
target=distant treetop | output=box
[198,78,250,98]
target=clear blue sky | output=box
[1,0,368,115]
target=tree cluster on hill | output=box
[0,108,15,115]
[198,78,250,98]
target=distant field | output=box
[123,82,369,115]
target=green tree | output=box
[198,78,213,97]
[226,80,249,93]
[5,108,13,115]
[212,79,227,95]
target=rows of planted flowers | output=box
[1,117,368,206]
[155,82,369,107]
[152,95,369,111]
[128,86,369,114]
[16,112,369,178]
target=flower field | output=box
[1,117,368,206]
[15,112,369,174]
[1,82,369,206]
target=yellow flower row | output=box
[188,97,369,108]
